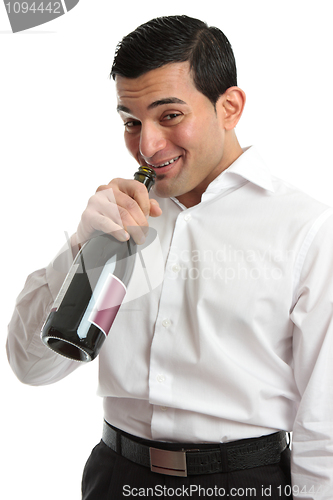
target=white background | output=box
[1,1,332,498]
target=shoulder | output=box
[269,173,332,227]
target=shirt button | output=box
[160,406,167,412]
[162,318,171,328]
[157,374,166,383]
[184,214,191,222]
[172,264,180,273]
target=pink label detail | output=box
[89,274,126,336]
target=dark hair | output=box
[110,15,237,107]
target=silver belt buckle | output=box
[149,447,187,477]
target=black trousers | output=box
[81,440,292,499]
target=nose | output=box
[139,122,167,161]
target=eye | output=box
[161,112,183,125]
[164,113,181,120]
[124,120,141,132]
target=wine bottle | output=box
[41,166,156,362]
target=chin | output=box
[154,183,179,199]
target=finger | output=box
[112,178,152,218]
[98,181,150,229]
[96,179,152,244]
[77,207,130,243]
[117,203,149,244]
[95,187,125,230]
[89,212,130,242]
[93,190,148,244]
[149,199,163,217]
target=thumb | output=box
[149,199,162,217]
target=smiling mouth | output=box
[147,156,181,168]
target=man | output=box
[7,15,333,499]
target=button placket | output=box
[148,207,189,415]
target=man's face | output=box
[116,62,229,205]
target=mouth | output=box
[146,156,181,171]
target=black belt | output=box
[102,421,288,477]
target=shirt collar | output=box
[171,146,275,209]
[203,146,275,196]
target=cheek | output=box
[178,113,217,146]
[180,121,225,170]
[174,121,198,149]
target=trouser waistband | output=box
[102,421,288,477]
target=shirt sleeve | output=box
[290,211,333,499]
[6,242,80,385]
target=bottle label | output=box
[51,263,80,312]
[88,274,127,337]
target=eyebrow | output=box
[117,97,187,114]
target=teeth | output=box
[150,156,180,168]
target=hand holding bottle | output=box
[42,167,161,362]
[73,177,162,251]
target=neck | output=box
[177,133,243,208]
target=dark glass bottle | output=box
[41,166,156,362]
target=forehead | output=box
[115,62,197,107]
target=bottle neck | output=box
[133,166,156,192]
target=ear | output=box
[218,87,246,130]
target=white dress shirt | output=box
[7,146,333,498]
